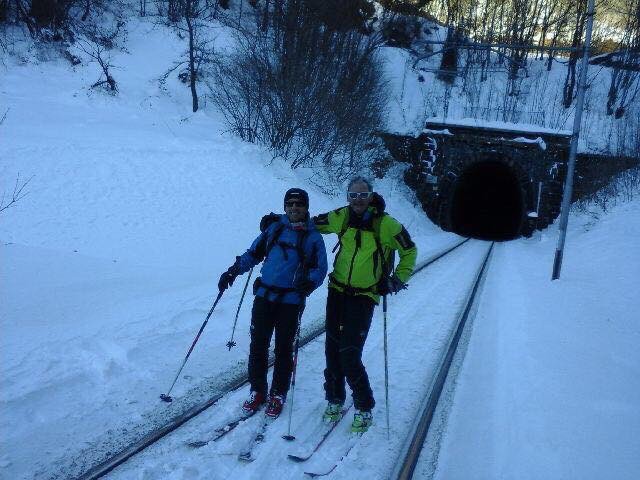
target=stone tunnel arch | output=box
[380,121,575,238]
[433,154,534,240]
[448,160,528,240]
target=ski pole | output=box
[160,289,224,403]
[383,294,390,440]
[226,267,253,350]
[283,300,305,441]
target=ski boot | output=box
[265,394,285,418]
[350,410,373,434]
[242,391,266,415]
[322,402,344,423]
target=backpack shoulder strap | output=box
[331,207,350,253]
[264,223,286,259]
[372,213,391,275]
[295,228,311,268]
[372,213,386,242]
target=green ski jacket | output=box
[313,206,418,303]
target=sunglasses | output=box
[348,191,373,200]
[285,201,306,208]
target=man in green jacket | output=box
[313,176,417,433]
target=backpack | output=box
[263,221,310,268]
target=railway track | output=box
[392,241,494,479]
[73,238,472,480]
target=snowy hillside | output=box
[383,24,640,158]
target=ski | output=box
[303,435,359,477]
[287,405,352,462]
[238,414,274,462]
[186,410,257,448]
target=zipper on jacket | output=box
[346,229,361,286]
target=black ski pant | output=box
[248,295,301,398]
[323,288,376,412]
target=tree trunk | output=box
[562,1,586,108]
[186,3,199,112]
[261,0,270,31]
[81,0,90,21]
[0,0,8,22]
[31,0,65,28]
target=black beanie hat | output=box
[284,188,309,208]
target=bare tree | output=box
[74,21,124,92]
[30,0,75,30]
[184,0,199,111]
[160,0,217,112]
[562,0,587,107]
[605,0,640,117]
[545,2,572,71]
[0,0,8,21]
[0,174,33,214]
[210,0,387,180]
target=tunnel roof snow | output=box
[511,136,547,150]
[424,117,571,137]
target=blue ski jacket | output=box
[234,215,328,305]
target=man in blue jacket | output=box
[218,188,328,418]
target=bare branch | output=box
[0,174,34,214]
[75,35,118,92]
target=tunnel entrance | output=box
[449,161,525,240]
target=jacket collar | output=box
[279,214,314,231]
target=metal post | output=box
[552,0,596,280]
[535,181,543,238]
[536,181,543,215]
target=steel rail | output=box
[392,242,495,480]
[74,238,471,480]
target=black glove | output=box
[295,277,315,297]
[260,212,280,232]
[370,192,386,214]
[218,264,239,291]
[378,274,407,296]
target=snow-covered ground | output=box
[425,200,640,480]
[2,13,639,480]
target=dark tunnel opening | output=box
[449,161,525,241]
